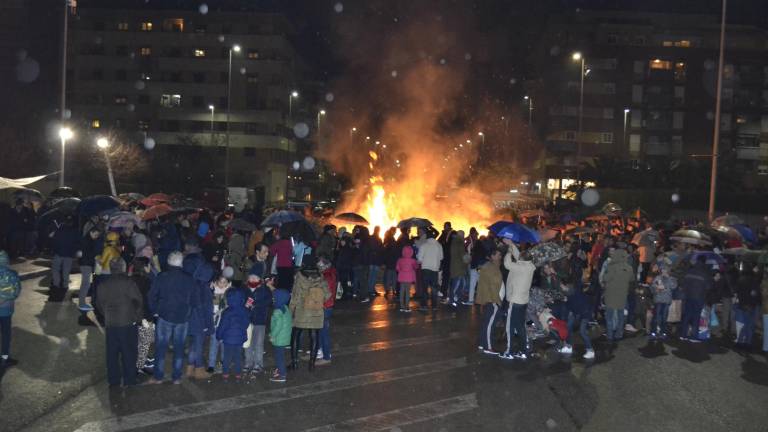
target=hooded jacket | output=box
[216,288,250,345]
[416,238,444,272]
[97,232,122,274]
[51,224,80,258]
[475,260,503,305]
[0,251,21,317]
[183,253,215,335]
[290,269,330,329]
[603,249,633,309]
[395,246,419,283]
[503,244,536,305]
[79,233,103,267]
[245,280,273,325]
[449,235,469,278]
[270,289,292,346]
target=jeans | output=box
[763,314,768,352]
[384,269,397,295]
[221,344,243,375]
[505,303,528,354]
[721,297,735,334]
[153,318,188,381]
[51,255,74,300]
[468,269,479,304]
[399,283,412,310]
[651,303,670,335]
[187,333,206,368]
[0,315,11,356]
[679,299,704,340]
[419,270,439,308]
[244,325,266,369]
[353,266,368,299]
[367,265,380,296]
[605,308,625,341]
[273,344,287,378]
[78,265,93,307]
[735,306,758,344]
[319,309,333,360]
[208,337,222,368]
[566,313,592,351]
[106,325,138,386]
[450,276,465,303]
[478,303,500,350]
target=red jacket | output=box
[549,318,569,341]
[322,267,337,308]
[269,239,294,268]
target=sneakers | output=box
[172,379,182,385]
[483,349,499,355]
[513,352,528,360]
[222,374,230,382]
[270,375,286,383]
[498,352,515,360]
[450,302,458,308]
[624,324,638,333]
[583,349,595,360]
[648,332,657,340]
[462,301,474,306]
[206,366,215,374]
[78,304,94,312]
[360,298,371,304]
[557,345,573,355]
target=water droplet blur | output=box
[218,35,225,43]
[706,111,714,120]
[293,122,310,138]
[439,58,446,65]
[63,109,71,119]
[144,137,156,150]
[550,45,560,56]
[546,419,558,429]
[581,188,600,206]
[391,70,398,78]
[509,78,517,84]
[464,52,472,60]
[302,156,316,170]
[671,193,680,203]
[334,2,343,13]
[134,80,146,90]
[703,59,715,70]
[16,57,40,83]
[126,104,135,112]
[292,161,300,171]
[94,36,102,45]
[239,67,246,75]
[325,92,335,102]
[198,3,208,14]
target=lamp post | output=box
[477,132,485,146]
[225,44,240,189]
[289,90,299,120]
[523,96,533,128]
[96,137,116,196]
[58,127,73,187]
[316,109,326,131]
[623,108,630,151]
[208,105,215,146]
[572,52,586,184]
[350,127,357,147]
[708,0,727,222]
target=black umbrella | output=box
[279,220,317,242]
[262,210,305,227]
[397,217,433,230]
[49,186,81,199]
[37,207,75,230]
[13,188,43,202]
[334,212,369,224]
[52,197,81,213]
[78,195,121,217]
[227,218,257,232]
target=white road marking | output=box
[73,357,468,432]
[302,393,479,432]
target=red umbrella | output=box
[140,193,172,207]
[142,203,173,221]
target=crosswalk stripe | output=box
[302,393,479,432]
[333,332,464,356]
[73,357,468,432]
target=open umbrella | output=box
[721,248,768,263]
[711,214,744,227]
[49,186,80,199]
[227,218,257,232]
[37,207,74,230]
[335,212,369,224]
[140,192,172,207]
[13,188,43,202]
[528,242,568,267]
[731,224,757,244]
[537,228,560,242]
[565,226,596,237]
[602,202,623,215]
[118,192,145,202]
[78,195,121,217]
[397,217,433,230]
[669,229,712,246]
[52,197,81,214]
[685,251,725,266]
[262,210,305,227]
[280,220,317,242]
[488,220,515,235]
[631,229,659,246]
[497,223,541,244]
[519,209,548,219]
[141,203,174,221]
[109,211,142,229]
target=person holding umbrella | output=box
[49,215,80,302]
[77,227,103,311]
[499,240,536,360]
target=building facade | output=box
[68,6,304,202]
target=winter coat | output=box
[79,235,103,267]
[335,243,355,271]
[95,274,144,327]
[52,225,80,258]
[269,239,294,268]
[475,261,503,305]
[367,236,385,266]
[651,274,677,304]
[316,233,336,260]
[384,239,400,270]
[148,266,199,324]
[322,267,337,309]
[449,236,469,278]
[395,246,419,283]
[680,263,713,302]
[503,244,536,305]
[603,249,633,309]
[183,253,215,336]
[245,284,272,325]
[735,273,760,311]
[97,233,122,274]
[131,273,153,321]
[216,289,250,345]
[290,270,330,329]
[0,252,21,317]
[248,259,267,279]
[270,289,292,346]
[416,238,444,272]
[203,239,227,265]
[226,232,246,281]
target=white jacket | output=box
[503,244,536,305]
[417,238,444,272]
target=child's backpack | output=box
[0,272,20,302]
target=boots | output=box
[185,365,195,379]
[194,367,211,380]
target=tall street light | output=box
[208,105,215,146]
[225,44,241,189]
[572,52,586,183]
[289,90,299,120]
[708,0,727,222]
[58,127,73,187]
[60,0,69,122]
[350,127,357,147]
[96,137,117,196]
[623,108,630,151]
[477,132,485,146]
[523,96,533,128]
[316,109,326,131]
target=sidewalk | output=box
[10,257,52,280]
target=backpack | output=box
[303,280,325,311]
[0,271,21,302]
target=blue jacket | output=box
[52,226,80,258]
[245,284,272,325]
[566,289,592,318]
[248,260,267,278]
[183,253,215,335]
[216,289,250,345]
[0,253,21,317]
[148,266,198,324]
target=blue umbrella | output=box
[731,224,757,244]
[78,195,121,217]
[497,223,541,244]
[488,220,514,235]
[261,209,305,227]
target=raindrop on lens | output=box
[126,104,135,112]
[239,67,246,75]
[671,193,680,203]
[325,92,334,102]
[509,78,517,84]
[302,156,316,170]
[16,57,40,83]
[334,2,343,13]
[218,35,225,43]
[293,122,310,139]
[134,80,146,90]
[144,137,156,150]
[439,58,446,65]
[198,3,208,14]
[464,52,472,60]
[706,111,714,120]
[391,70,398,78]
[581,188,600,206]
[63,109,71,119]
[292,161,301,171]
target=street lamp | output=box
[572,51,586,183]
[289,90,299,120]
[523,96,533,128]
[225,44,240,189]
[58,127,73,187]
[317,109,326,131]
[623,108,630,151]
[708,0,727,222]
[96,137,117,196]
[209,105,215,146]
[477,132,485,146]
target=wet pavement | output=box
[2,275,768,432]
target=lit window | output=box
[649,59,672,70]
[163,18,184,32]
[91,119,101,129]
[117,22,129,31]
[140,47,151,56]
[675,40,691,48]
[248,49,259,59]
[674,62,686,81]
[114,96,127,105]
[194,49,206,57]
[600,132,614,143]
[141,22,153,31]
[662,41,673,47]
[160,94,182,108]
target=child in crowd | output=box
[207,275,231,374]
[270,289,292,383]
[650,265,676,339]
[215,288,249,381]
[395,246,419,312]
[243,272,273,376]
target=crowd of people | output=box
[1,202,768,387]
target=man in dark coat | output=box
[678,256,713,342]
[49,216,80,302]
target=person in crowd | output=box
[207,274,231,374]
[8,200,35,259]
[49,216,79,302]
[269,232,295,291]
[416,230,444,311]
[602,247,633,343]
[396,245,419,313]
[335,234,355,300]
[466,227,483,306]
[500,240,536,360]
[203,231,228,268]
[96,258,143,387]
[564,275,595,359]
[269,288,292,383]
[129,257,155,375]
[761,270,768,352]
[146,251,198,384]
[449,230,468,307]
[678,255,713,342]
[226,230,247,286]
[0,251,21,369]
[78,227,103,311]
[157,222,181,272]
[243,272,272,376]
[316,225,337,261]
[475,248,503,354]
[365,226,384,300]
[289,255,330,371]
[438,222,453,299]
[215,287,249,382]
[247,243,270,279]
[383,228,400,298]
[540,262,568,320]
[292,234,312,268]
[317,257,337,365]
[734,265,761,346]
[182,243,215,380]
[649,265,676,339]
